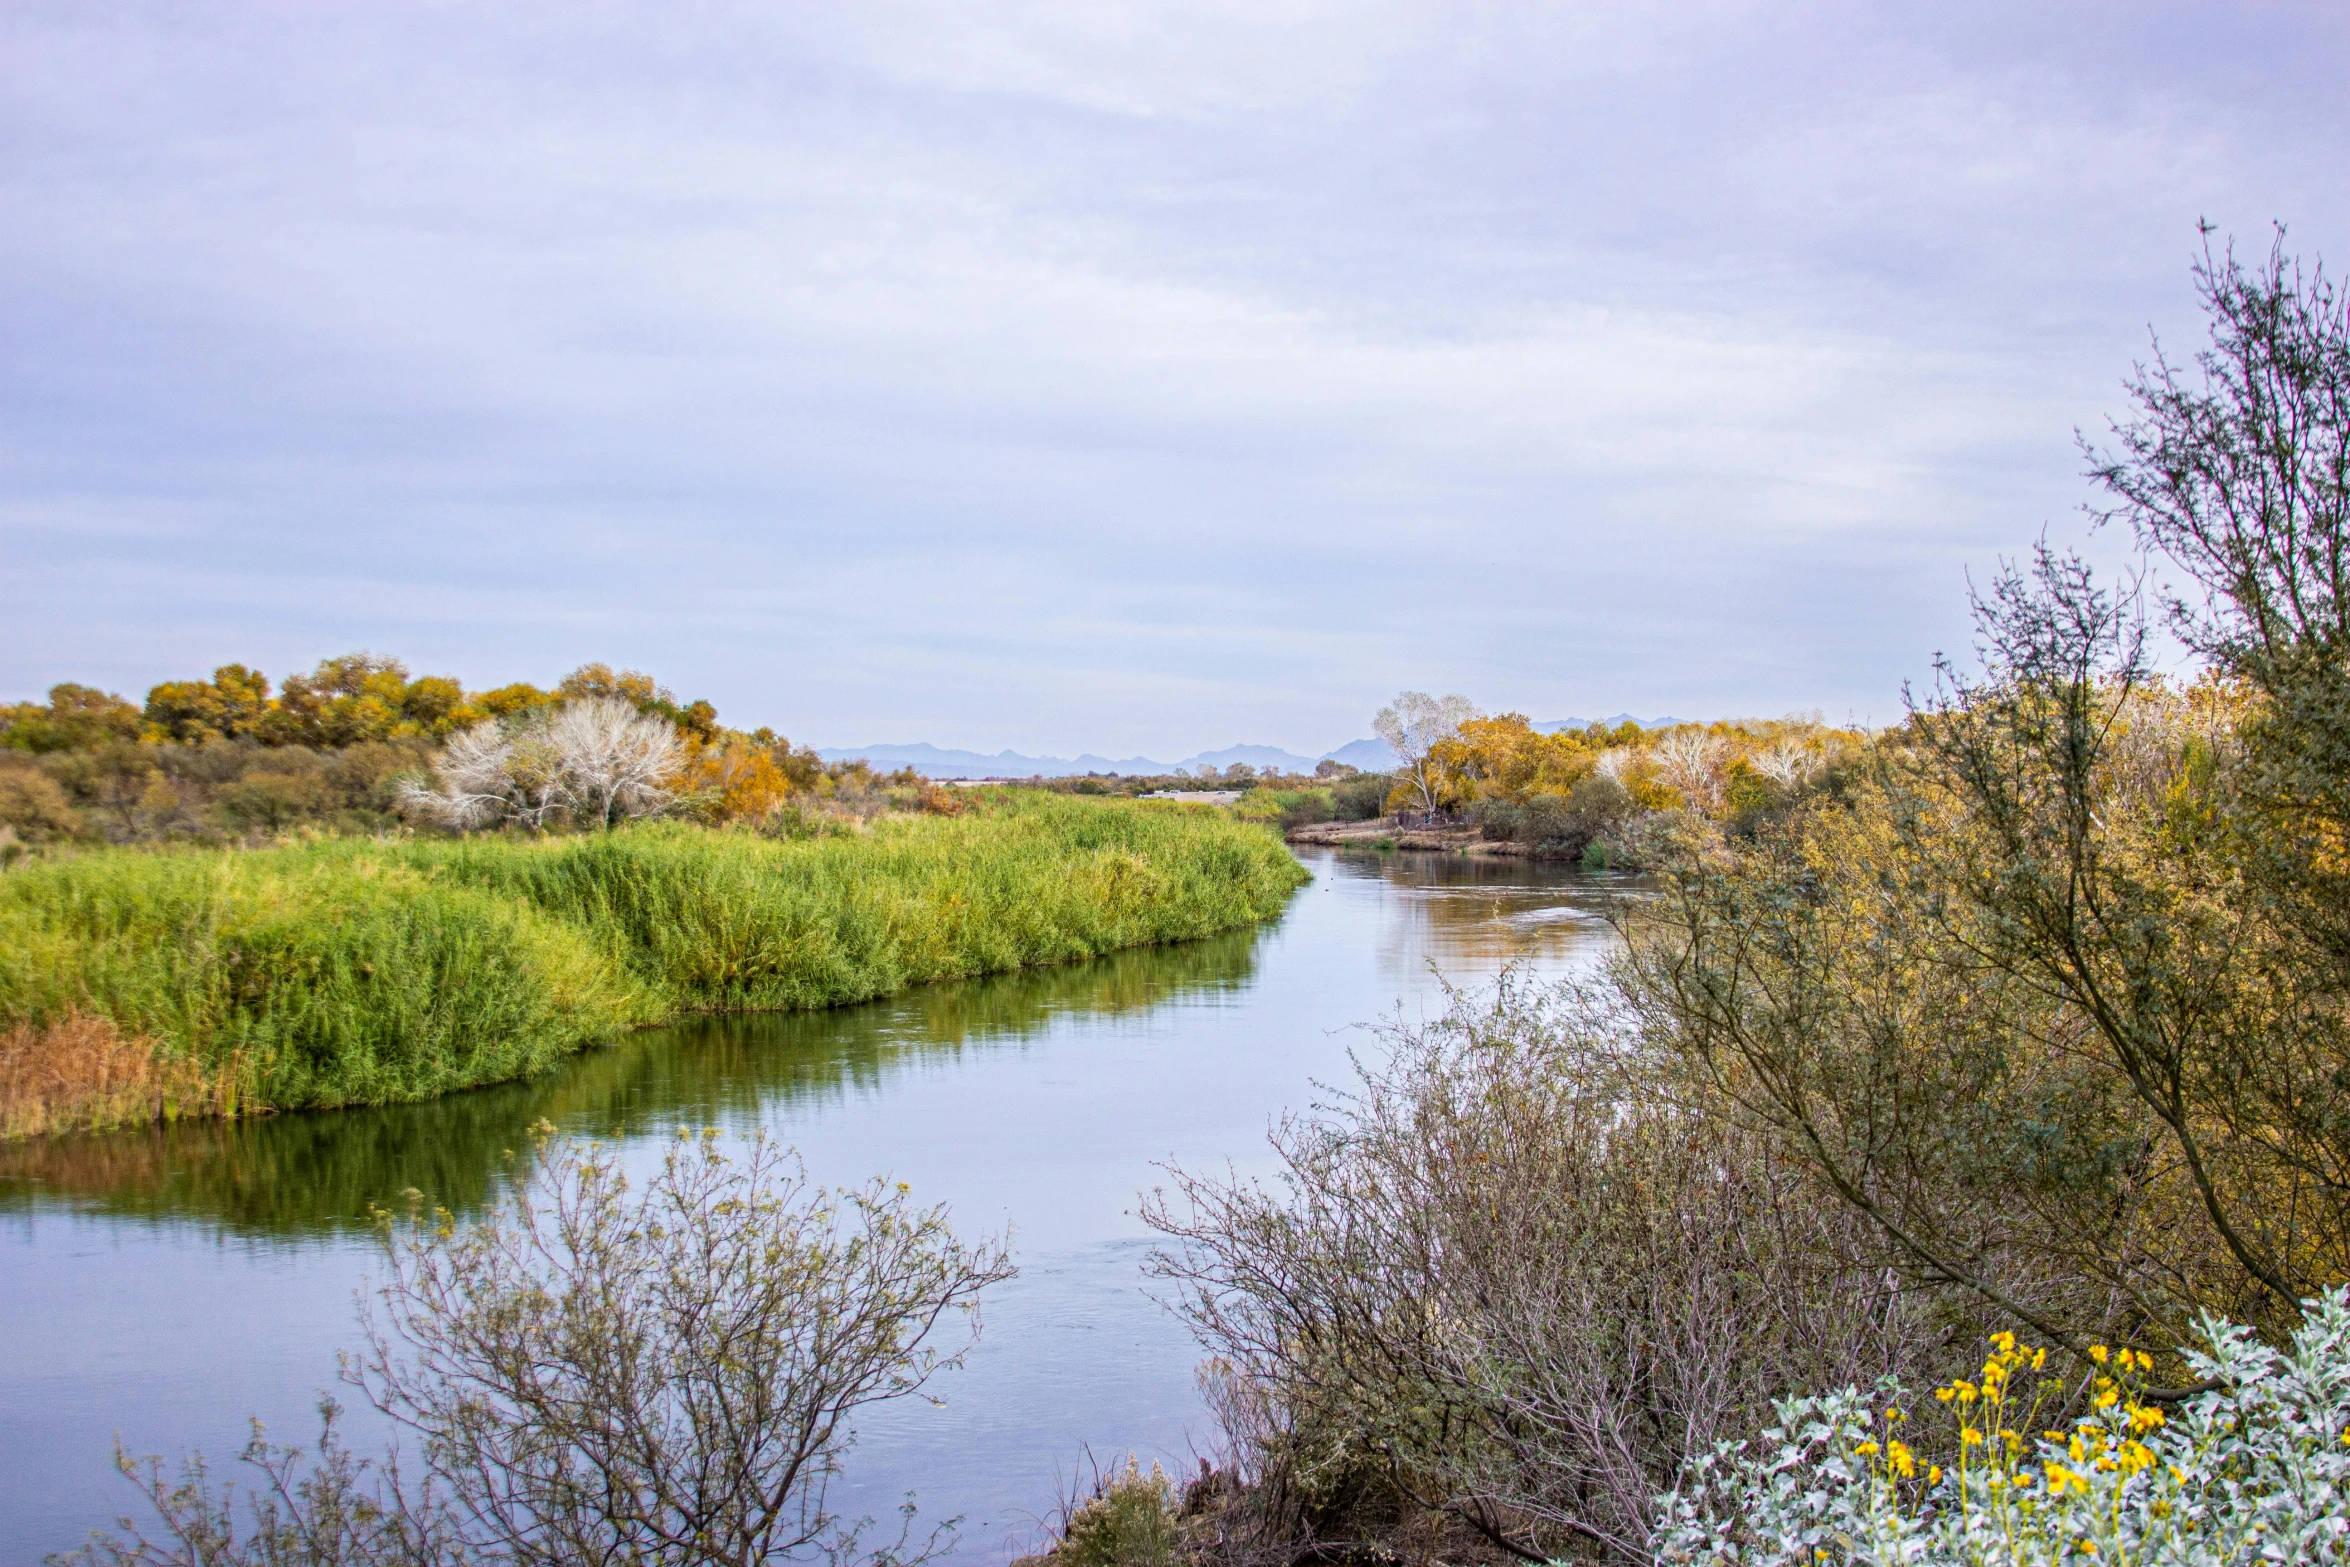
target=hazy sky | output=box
[4,3,2344,756]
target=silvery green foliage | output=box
[1653,1291,2350,1565]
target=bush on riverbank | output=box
[1054,233,2350,1565]
[0,793,1307,1134]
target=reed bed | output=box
[0,794,1306,1133]
[0,1012,232,1139]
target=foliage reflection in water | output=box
[0,849,1630,1563]
[0,926,1268,1237]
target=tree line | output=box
[1121,227,2350,1563]
[0,656,944,850]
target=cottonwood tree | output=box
[69,1128,1015,1567]
[1650,729,1727,812]
[400,697,682,832]
[547,696,683,828]
[398,718,568,831]
[1372,691,1478,814]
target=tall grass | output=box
[0,794,1306,1126]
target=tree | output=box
[1625,231,2350,1360]
[398,718,568,831]
[548,697,684,829]
[1372,691,1479,814]
[67,1128,1016,1567]
[400,698,683,832]
[557,663,720,742]
[0,683,143,752]
[1649,728,1727,812]
[144,664,273,743]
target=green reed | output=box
[0,793,1305,1119]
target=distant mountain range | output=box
[817,715,1686,779]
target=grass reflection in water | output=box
[0,924,1266,1237]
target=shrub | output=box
[65,1127,1015,1567]
[1659,1290,2350,1565]
[1146,975,1939,1560]
[1330,772,1395,820]
[1058,1458,1180,1567]
[0,763,81,843]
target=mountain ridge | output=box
[818,715,1688,779]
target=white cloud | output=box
[1,0,2342,752]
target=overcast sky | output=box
[3,3,2344,756]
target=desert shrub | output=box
[213,769,334,833]
[65,1127,1015,1567]
[1058,1459,1180,1567]
[1230,788,1333,831]
[1330,772,1395,821]
[1659,1290,2350,1565]
[1146,974,1943,1561]
[0,762,82,843]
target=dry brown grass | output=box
[0,1012,235,1139]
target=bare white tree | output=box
[1751,738,1823,791]
[1373,691,1480,815]
[399,698,682,833]
[1651,729,1728,812]
[1593,747,1634,784]
[547,697,683,830]
[398,720,567,832]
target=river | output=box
[0,848,1632,1562]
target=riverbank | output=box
[0,793,1308,1138]
[1284,817,1540,855]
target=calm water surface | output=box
[0,850,1631,1563]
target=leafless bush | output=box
[69,1127,1015,1567]
[1144,974,1940,1562]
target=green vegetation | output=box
[1098,231,2350,1565]
[0,653,928,849]
[0,924,1269,1234]
[0,793,1306,1128]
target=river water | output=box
[0,849,1630,1563]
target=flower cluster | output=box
[1654,1291,2350,1563]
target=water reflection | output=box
[1316,849,1640,980]
[0,849,1630,1564]
[0,927,1267,1237]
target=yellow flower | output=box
[1961,1428,1985,1447]
[1928,1465,1943,1485]
[2090,1345,2110,1365]
[1854,1441,1880,1458]
[1888,1439,1916,1479]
